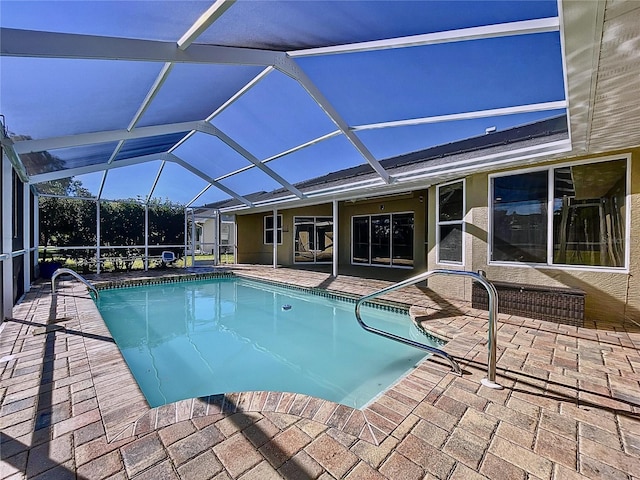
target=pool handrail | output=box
[355,269,502,388]
[51,268,99,299]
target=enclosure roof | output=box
[1,1,639,212]
[206,114,569,212]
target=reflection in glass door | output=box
[294,217,333,264]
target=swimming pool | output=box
[97,277,439,408]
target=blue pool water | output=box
[97,277,439,408]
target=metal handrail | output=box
[51,268,99,299]
[355,269,502,388]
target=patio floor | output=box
[1,265,639,480]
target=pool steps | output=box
[355,269,502,389]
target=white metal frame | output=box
[35,194,189,274]
[0,11,568,213]
[1,150,13,319]
[184,207,237,265]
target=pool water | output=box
[97,277,438,408]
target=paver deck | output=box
[1,265,639,479]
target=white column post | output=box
[183,208,188,268]
[332,200,338,277]
[214,210,220,267]
[190,211,196,267]
[2,153,14,319]
[272,208,278,269]
[144,204,149,271]
[23,182,31,293]
[33,194,39,273]
[96,200,101,274]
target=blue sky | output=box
[0,0,565,205]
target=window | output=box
[264,214,282,245]
[392,213,414,266]
[371,215,390,265]
[553,160,627,267]
[294,217,333,263]
[352,213,414,267]
[12,171,24,251]
[491,157,628,268]
[492,171,547,263]
[437,180,464,264]
[352,216,369,264]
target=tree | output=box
[149,198,186,250]
[100,200,145,249]
[16,134,187,268]
[23,142,96,260]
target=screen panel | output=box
[152,162,210,206]
[0,57,163,139]
[0,1,207,40]
[137,64,264,128]
[357,110,566,160]
[172,133,253,180]
[211,71,336,160]
[101,161,163,202]
[298,32,565,126]
[197,0,557,50]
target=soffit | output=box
[562,0,640,156]
[588,2,640,153]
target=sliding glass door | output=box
[294,216,333,264]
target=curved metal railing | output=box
[355,269,501,388]
[51,268,99,299]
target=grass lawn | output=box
[40,251,234,273]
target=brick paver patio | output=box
[1,265,639,479]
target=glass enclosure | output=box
[352,213,414,267]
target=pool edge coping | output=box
[70,270,478,446]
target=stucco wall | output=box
[234,150,638,324]
[425,181,476,300]
[338,190,427,275]
[426,149,639,324]
[236,204,332,265]
[235,192,429,280]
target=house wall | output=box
[236,204,332,265]
[338,190,428,281]
[425,179,477,301]
[234,150,638,324]
[425,148,640,324]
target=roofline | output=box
[201,114,569,213]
